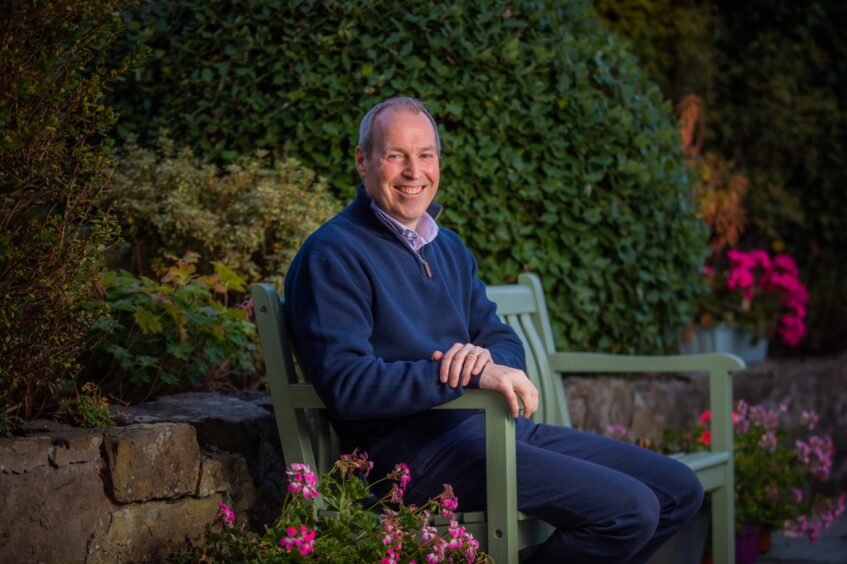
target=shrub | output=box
[108,136,339,288]
[0,0,136,420]
[88,254,258,402]
[108,0,706,353]
[58,383,113,428]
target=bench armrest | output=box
[547,352,744,374]
[547,351,743,455]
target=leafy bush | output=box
[108,136,339,288]
[108,0,706,353]
[89,254,258,401]
[0,0,136,419]
[58,383,113,428]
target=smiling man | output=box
[284,96,703,563]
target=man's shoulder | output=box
[296,205,381,257]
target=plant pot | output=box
[735,524,762,564]
[757,527,772,554]
[679,323,768,363]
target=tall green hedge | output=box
[108,0,706,353]
[1,0,134,419]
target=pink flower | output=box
[773,254,798,276]
[279,525,316,555]
[726,266,755,290]
[286,462,319,500]
[605,424,629,440]
[698,410,711,426]
[393,463,412,489]
[749,249,772,271]
[778,314,807,347]
[727,249,757,269]
[801,410,820,431]
[337,449,375,477]
[217,502,236,527]
[438,484,460,517]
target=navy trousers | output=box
[397,413,704,563]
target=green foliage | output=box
[108,0,706,353]
[0,0,137,419]
[58,383,113,428]
[90,254,258,401]
[108,136,339,288]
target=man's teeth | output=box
[397,186,423,195]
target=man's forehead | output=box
[374,107,435,135]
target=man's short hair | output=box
[358,96,442,158]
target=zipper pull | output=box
[423,260,432,278]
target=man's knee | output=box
[600,485,661,553]
[665,462,705,526]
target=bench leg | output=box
[711,483,735,564]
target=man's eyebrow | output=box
[383,145,438,153]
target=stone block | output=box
[125,392,285,516]
[198,450,256,512]
[102,422,200,503]
[86,496,219,563]
[0,434,52,474]
[0,461,112,563]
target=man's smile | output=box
[396,184,425,195]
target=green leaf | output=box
[134,307,163,334]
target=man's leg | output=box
[518,422,704,564]
[404,415,703,564]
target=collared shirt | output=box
[371,202,441,253]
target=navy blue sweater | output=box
[284,187,525,468]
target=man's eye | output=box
[421,153,434,159]
[387,153,402,161]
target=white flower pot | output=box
[679,323,767,363]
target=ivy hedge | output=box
[108,0,707,353]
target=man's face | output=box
[356,107,440,230]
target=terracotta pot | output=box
[757,527,772,554]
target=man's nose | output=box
[404,158,420,178]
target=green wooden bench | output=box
[252,272,744,563]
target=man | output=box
[284,96,703,563]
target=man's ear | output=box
[355,146,367,177]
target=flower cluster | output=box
[216,502,236,527]
[279,525,316,556]
[286,462,318,499]
[698,248,809,346]
[189,454,491,563]
[336,448,374,478]
[605,401,844,541]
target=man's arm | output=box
[431,250,538,418]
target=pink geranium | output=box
[703,248,809,346]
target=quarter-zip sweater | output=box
[284,186,525,470]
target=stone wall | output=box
[0,393,280,563]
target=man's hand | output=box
[431,343,492,388]
[478,363,539,419]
